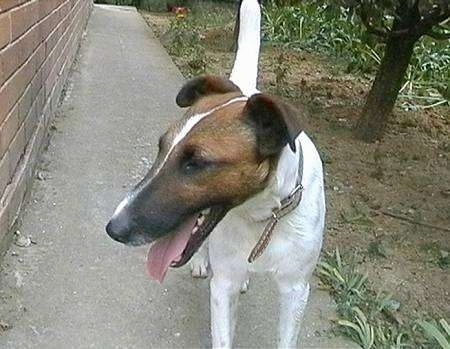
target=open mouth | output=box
[146,206,227,283]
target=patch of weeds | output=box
[340,200,373,226]
[367,240,388,259]
[166,17,208,77]
[262,2,449,108]
[317,248,448,348]
[417,319,450,349]
[420,242,450,270]
[319,148,332,165]
[370,146,384,181]
[160,3,234,77]
[437,250,449,269]
[396,112,420,128]
[273,49,291,97]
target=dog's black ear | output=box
[176,75,241,107]
[243,94,302,157]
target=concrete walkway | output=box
[0,5,357,349]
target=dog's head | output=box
[106,75,302,279]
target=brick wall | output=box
[0,0,92,255]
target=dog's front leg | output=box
[210,276,243,348]
[276,280,310,348]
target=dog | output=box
[106,0,325,347]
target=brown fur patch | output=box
[161,93,273,207]
[188,92,244,116]
[176,76,241,107]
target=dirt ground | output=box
[141,12,449,323]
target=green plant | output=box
[263,4,382,73]
[262,2,449,109]
[158,2,234,77]
[417,319,450,349]
[166,17,208,76]
[338,307,375,349]
[317,249,368,305]
[399,39,450,110]
[317,248,448,348]
[273,50,291,96]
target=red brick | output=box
[23,72,44,122]
[8,121,25,177]
[10,0,40,41]
[0,151,9,198]
[34,40,45,69]
[44,33,66,98]
[8,162,26,226]
[39,0,65,20]
[0,0,28,14]
[23,97,37,144]
[0,23,41,86]
[60,6,71,31]
[0,41,44,124]
[41,51,54,86]
[0,13,10,49]
[17,81,32,123]
[30,67,42,99]
[0,0,91,255]
[35,85,44,117]
[44,21,60,56]
[38,0,55,19]
[0,204,9,252]
[39,5,60,43]
[0,104,19,159]
[0,86,7,125]
[59,1,71,20]
[43,2,71,57]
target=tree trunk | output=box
[355,34,417,142]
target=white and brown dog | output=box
[106,0,325,347]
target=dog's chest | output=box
[210,208,319,275]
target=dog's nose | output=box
[106,218,131,244]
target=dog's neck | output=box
[228,0,301,221]
[236,140,302,222]
[229,0,261,97]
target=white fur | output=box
[203,133,325,348]
[192,1,326,347]
[229,0,261,97]
[112,195,130,217]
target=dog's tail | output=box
[229,0,261,97]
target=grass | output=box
[158,3,234,77]
[273,49,292,96]
[418,319,450,349]
[317,248,449,348]
[165,17,208,76]
[262,2,450,109]
[151,0,449,110]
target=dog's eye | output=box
[182,156,211,174]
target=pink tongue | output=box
[146,217,196,283]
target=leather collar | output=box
[247,146,304,263]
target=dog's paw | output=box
[240,278,250,293]
[190,258,209,279]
